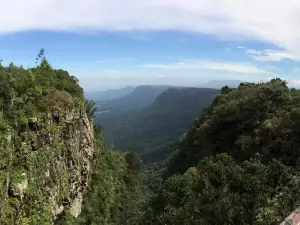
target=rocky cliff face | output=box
[0,107,94,224]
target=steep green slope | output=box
[145,79,300,225]
[96,87,219,162]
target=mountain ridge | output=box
[95,85,179,114]
[85,86,135,102]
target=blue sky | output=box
[1,0,300,90]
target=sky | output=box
[1,0,300,91]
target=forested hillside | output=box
[144,79,300,224]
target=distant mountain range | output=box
[86,80,243,106]
[84,86,135,102]
[94,85,176,114]
[202,80,244,89]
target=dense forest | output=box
[0,51,299,224]
[147,79,300,224]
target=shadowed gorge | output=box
[96,87,219,163]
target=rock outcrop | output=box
[0,107,94,224]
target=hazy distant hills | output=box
[203,80,243,89]
[84,86,135,102]
[95,85,175,114]
[95,87,219,162]
[87,80,243,107]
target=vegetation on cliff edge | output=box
[146,79,300,224]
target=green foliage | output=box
[146,79,300,224]
[0,50,146,225]
[55,211,85,225]
[76,145,144,225]
[3,50,299,225]
[0,51,85,224]
[20,201,53,225]
[85,99,97,120]
[0,49,83,127]
[147,152,300,224]
[168,79,300,174]
[0,71,15,110]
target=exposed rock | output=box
[9,173,28,200]
[28,117,38,123]
[44,108,94,219]
[52,205,64,219]
[70,192,83,217]
[0,107,94,224]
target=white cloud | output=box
[288,79,300,88]
[245,48,300,61]
[140,60,272,74]
[2,0,300,57]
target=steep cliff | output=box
[0,55,96,224]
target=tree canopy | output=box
[146,79,300,224]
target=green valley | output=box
[95,87,219,163]
[0,53,298,225]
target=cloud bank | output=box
[244,48,300,62]
[2,0,300,56]
[140,60,272,74]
